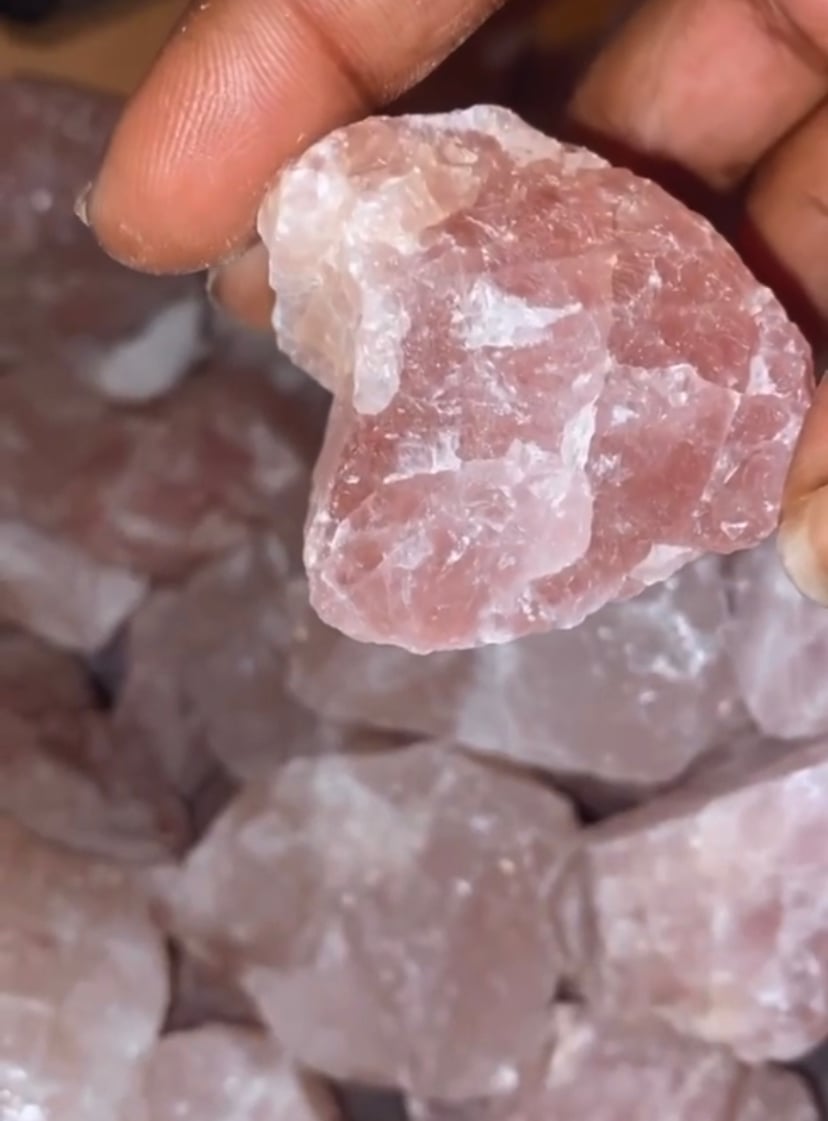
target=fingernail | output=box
[205,265,221,307]
[778,490,828,605]
[74,182,92,227]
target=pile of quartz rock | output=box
[3,76,827,1121]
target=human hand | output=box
[84,0,828,594]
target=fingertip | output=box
[779,489,828,606]
[207,241,274,330]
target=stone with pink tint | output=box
[0,519,146,651]
[0,630,188,862]
[414,1008,818,1121]
[0,363,304,580]
[725,538,828,739]
[563,737,828,1061]
[160,742,578,1098]
[115,535,348,790]
[259,106,813,652]
[123,1024,338,1121]
[2,77,205,398]
[288,557,746,802]
[0,817,168,1121]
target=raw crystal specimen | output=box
[123,1024,338,1121]
[725,538,828,740]
[259,106,813,651]
[1,77,204,396]
[0,630,188,861]
[159,743,579,1098]
[412,1008,818,1121]
[0,519,145,651]
[0,817,168,1121]
[563,738,828,1061]
[288,557,746,799]
[0,363,304,579]
[115,535,346,788]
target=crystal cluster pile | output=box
[2,76,825,1121]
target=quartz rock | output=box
[0,518,145,651]
[2,77,204,396]
[288,557,746,799]
[0,630,188,861]
[563,738,828,1060]
[0,363,304,580]
[159,743,579,1098]
[123,1024,338,1121]
[259,106,813,651]
[413,1008,818,1121]
[725,538,828,740]
[0,817,168,1121]
[115,535,346,788]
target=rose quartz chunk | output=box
[0,364,303,580]
[0,630,188,861]
[288,557,746,799]
[259,106,813,652]
[160,743,578,1098]
[564,738,828,1060]
[0,519,145,651]
[0,817,168,1120]
[115,536,348,788]
[123,1025,336,1121]
[418,1008,818,1121]
[725,538,828,739]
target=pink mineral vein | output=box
[259,106,813,652]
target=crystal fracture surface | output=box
[288,557,744,797]
[0,818,168,1121]
[0,631,187,861]
[469,1008,818,1121]
[124,1025,335,1121]
[161,743,578,1098]
[259,106,812,651]
[725,539,828,739]
[565,739,828,1061]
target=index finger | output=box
[569,0,828,188]
[87,0,504,273]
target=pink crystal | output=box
[0,630,188,861]
[115,535,350,788]
[564,738,828,1060]
[123,1024,337,1121]
[725,538,828,739]
[0,519,145,651]
[288,557,746,800]
[421,1008,817,1121]
[0,817,168,1120]
[259,106,813,652]
[0,363,304,580]
[159,742,578,1098]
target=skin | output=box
[85,0,828,598]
